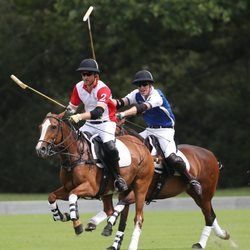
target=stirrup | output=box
[114,177,128,192]
[189,179,202,196]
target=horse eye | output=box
[51,125,57,130]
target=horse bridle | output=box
[38,115,78,157]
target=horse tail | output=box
[218,161,224,170]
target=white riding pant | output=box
[140,127,176,158]
[80,121,116,143]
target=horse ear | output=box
[58,111,66,119]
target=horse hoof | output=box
[224,231,230,240]
[102,223,113,237]
[219,231,230,240]
[74,224,84,235]
[85,222,96,232]
[61,213,70,222]
[192,243,203,249]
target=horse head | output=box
[36,112,67,158]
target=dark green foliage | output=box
[0,0,249,192]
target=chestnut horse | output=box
[35,113,154,250]
[86,126,230,249]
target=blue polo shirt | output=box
[125,87,175,128]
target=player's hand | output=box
[70,114,82,123]
[65,105,76,116]
[116,112,125,121]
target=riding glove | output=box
[65,105,76,116]
[70,114,82,123]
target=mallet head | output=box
[10,74,27,89]
[83,6,94,22]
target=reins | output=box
[122,119,172,143]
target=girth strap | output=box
[94,167,109,199]
[146,172,166,205]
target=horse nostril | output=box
[37,146,47,157]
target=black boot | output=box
[103,140,128,192]
[182,169,202,196]
[113,162,128,192]
[166,153,202,196]
[114,176,128,192]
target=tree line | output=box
[0,0,249,192]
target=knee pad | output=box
[165,153,186,172]
[103,141,120,162]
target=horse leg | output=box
[85,194,114,232]
[128,185,148,250]
[68,180,99,235]
[106,204,130,250]
[212,216,230,240]
[102,191,135,237]
[187,190,214,249]
[190,195,230,249]
[102,201,126,237]
[68,193,83,235]
[48,187,70,222]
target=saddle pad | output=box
[154,150,190,175]
[87,134,131,168]
[116,139,132,167]
[176,150,190,172]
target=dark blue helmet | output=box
[132,70,154,85]
[76,58,100,73]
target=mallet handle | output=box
[10,74,66,108]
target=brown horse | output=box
[35,113,154,250]
[85,126,230,249]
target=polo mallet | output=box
[83,6,96,60]
[10,74,66,109]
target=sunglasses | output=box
[138,83,149,87]
[81,72,93,76]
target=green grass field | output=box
[0,209,249,250]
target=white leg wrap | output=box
[89,211,107,225]
[198,226,212,249]
[212,218,225,238]
[69,194,78,220]
[128,222,141,250]
[112,231,124,249]
[108,204,125,225]
[48,201,61,221]
[114,204,126,213]
[108,213,118,225]
[69,194,78,204]
[48,201,57,210]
